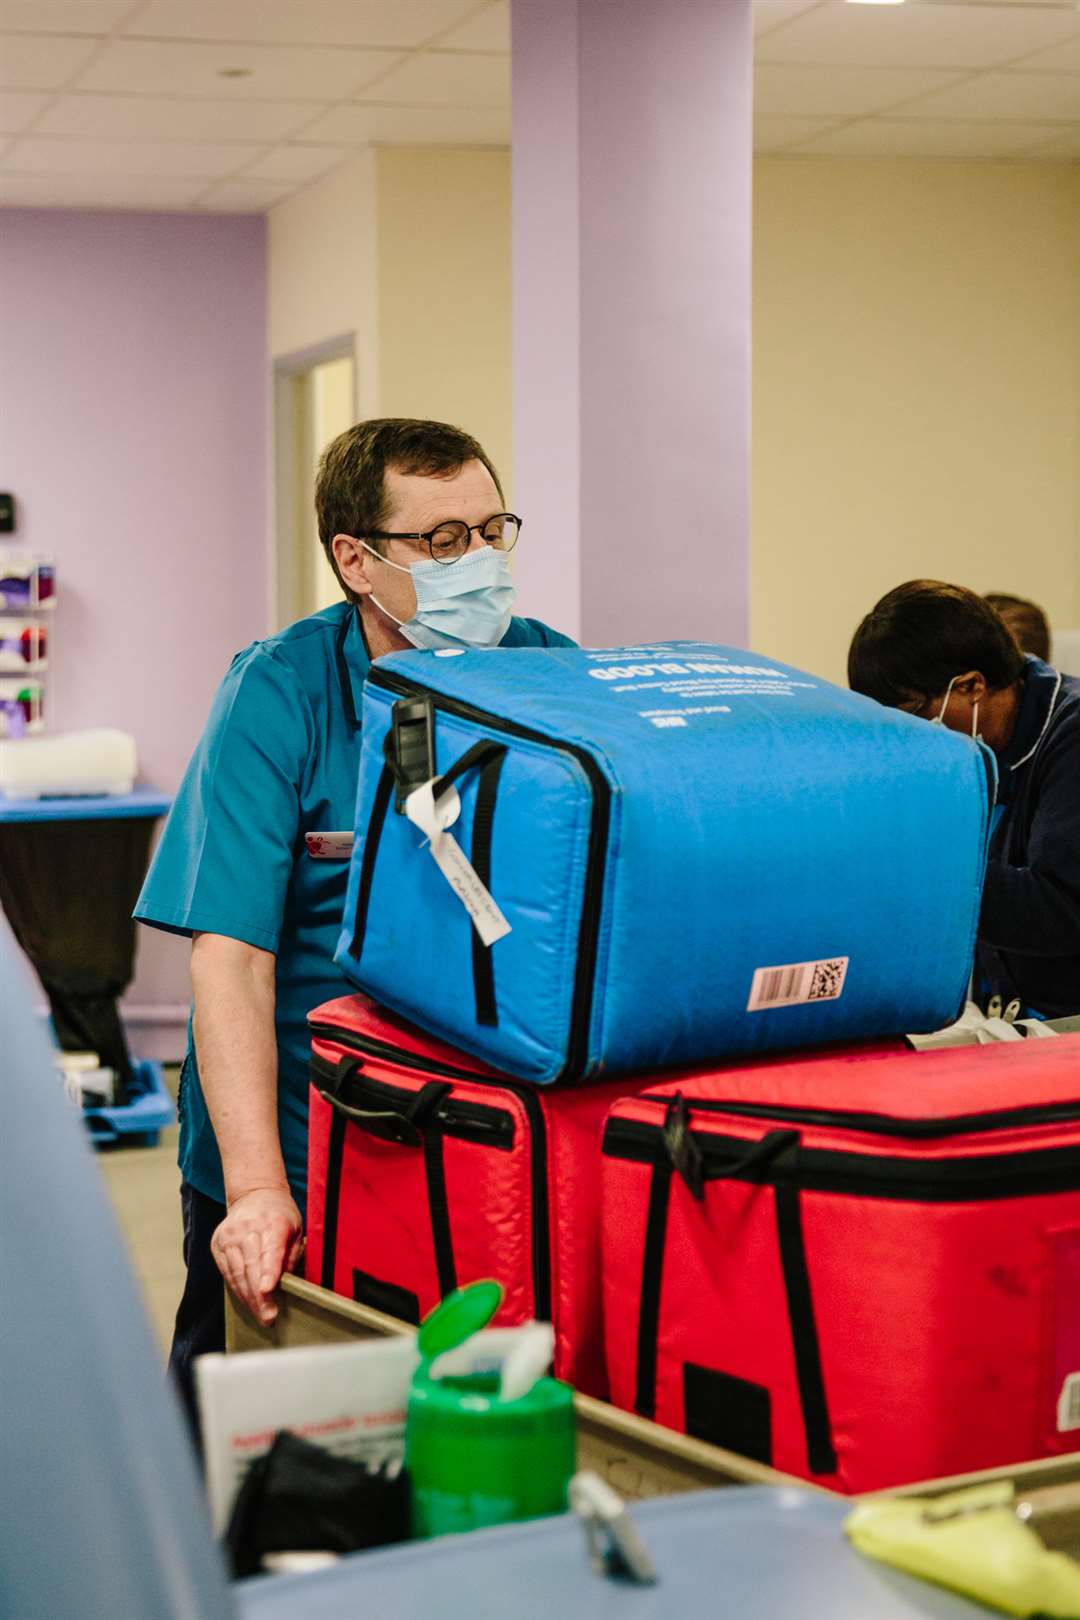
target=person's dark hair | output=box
[848,580,1025,708]
[984,592,1051,663]
[315,418,504,597]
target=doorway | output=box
[273,339,357,630]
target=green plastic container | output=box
[405,1282,576,1539]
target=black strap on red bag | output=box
[634,1095,838,1477]
[315,1058,458,1299]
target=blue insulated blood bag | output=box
[335,643,994,1084]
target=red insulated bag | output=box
[306,993,657,1397]
[602,1036,1080,1493]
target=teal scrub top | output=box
[134,602,575,1209]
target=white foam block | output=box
[0,728,137,800]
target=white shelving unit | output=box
[0,555,55,738]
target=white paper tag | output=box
[305,831,354,860]
[404,779,511,949]
[747,956,849,1013]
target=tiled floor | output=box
[96,1066,185,1357]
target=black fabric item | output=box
[682,1363,773,1466]
[168,1180,227,1451]
[352,1268,421,1325]
[0,814,159,1094]
[633,1155,673,1420]
[225,1430,409,1579]
[774,1182,838,1476]
[470,746,506,1026]
[347,762,394,963]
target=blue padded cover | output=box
[336,642,993,1084]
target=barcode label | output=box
[1057,1372,1080,1432]
[747,957,849,1013]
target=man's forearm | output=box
[191,933,287,1203]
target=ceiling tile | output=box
[0,88,49,132]
[0,0,131,32]
[75,39,404,101]
[901,70,1080,123]
[0,34,100,88]
[755,62,967,118]
[754,114,839,151]
[196,177,294,211]
[36,92,326,142]
[356,49,509,106]
[292,104,375,144]
[757,2,1080,70]
[122,0,478,50]
[1023,127,1080,157]
[241,143,349,181]
[1011,34,1080,74]
[368,102,509,142]
[435,2,510,53]
[0,172,205,207]
[796,117,1064,158]
[2,134,265,177]
[754,0,824,38]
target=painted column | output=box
[512,0,753,648]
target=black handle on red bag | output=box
[317,1057,451,1147]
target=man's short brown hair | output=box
[314,418,504,595]
[984,593,1051,663]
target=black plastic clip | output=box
[387,697,436,812]
[662,1093,705,1202]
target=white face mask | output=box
[931,674,980,740]
[358,541,515,651]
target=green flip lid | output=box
[417,1280,503,1364]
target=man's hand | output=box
[210,1185,304,1325]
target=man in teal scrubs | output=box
[136,419,574,1422]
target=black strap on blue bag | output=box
[350,704,509,1028]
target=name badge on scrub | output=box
[305,831,354,860]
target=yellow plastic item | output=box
[845,1483,1080,1618]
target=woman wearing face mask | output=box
[135,419,575,1435]
[849,580,1080,1023]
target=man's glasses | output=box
[358,513,522,565]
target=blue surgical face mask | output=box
[360,542,516,650]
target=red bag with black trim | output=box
[601,1035,1080,1492]
[305,993,656,1397]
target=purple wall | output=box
[0,209,268,1047]
[513,0,752,649]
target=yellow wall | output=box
[375,146,513,499]
[268,149,1080,682]
[752,159,1080,684]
